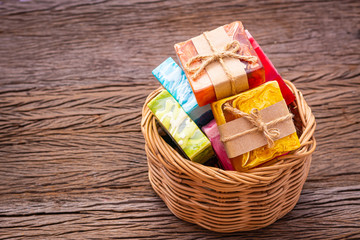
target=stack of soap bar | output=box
[202,120,235,171]
[245,30,295,105]
[152,57,213,127]
[175,21,265,107]
[211,81,300,171]
[148,89,214,164]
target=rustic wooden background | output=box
[0,0,359,239]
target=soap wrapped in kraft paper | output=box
[175,21,265,107]
[211,81,300,171]
[147,89,214,164]
[152,57,213,127]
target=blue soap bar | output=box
[152,57,213,127]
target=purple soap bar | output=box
[202,119,235,171]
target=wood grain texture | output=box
[0,0,359,239]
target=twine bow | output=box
[221,103,293,148]
[185,31,257,95]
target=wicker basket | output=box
[141,80,316,233]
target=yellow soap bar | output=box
[211,81,300,171]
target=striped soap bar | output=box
[152,57,213,127]
[147,89,214,164]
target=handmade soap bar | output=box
[148,89,214,164]
[152,57,213,127]
[175,21,265,107]
[211,81,300,171]
[245,30,295,105]
[202,119,235,171]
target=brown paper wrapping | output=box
[191,26,248,100]
[218,100,296,158]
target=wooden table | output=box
[1,0,359,239]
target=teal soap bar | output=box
[152,57,213,127]
[147,89,214,164]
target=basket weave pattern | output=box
[141,80,316,233]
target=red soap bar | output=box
[245,30,295,105]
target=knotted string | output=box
[185,31,257,95]
[221,103,293,148]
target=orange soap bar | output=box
[175,21,265,107]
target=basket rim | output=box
[141,80,316,185]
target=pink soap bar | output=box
[202,120,235,171]
[245,30,295,105]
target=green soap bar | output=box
[147,90,214,164]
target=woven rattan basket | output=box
[141,80,316,233]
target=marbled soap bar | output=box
[202,120,235,171]
[152,57,213,127]
[245,30,295,105]
[211,81,300,171]
[148,89,214,164]
[175,21,265,107]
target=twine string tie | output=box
[222,103,293,148]
[184,31,257,95]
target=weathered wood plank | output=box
[0,0,359,239]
